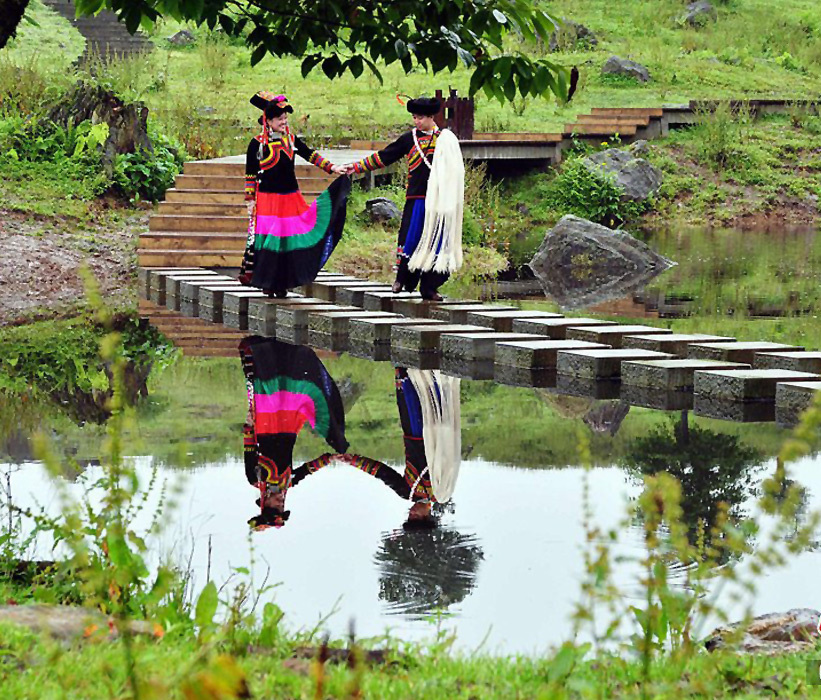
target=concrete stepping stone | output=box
[178,277,239,316]
[557,348,673,379]
[687,341,804,365]
[694,395,775,423]
[222,290,269,329]
[310,279,382,302]
[429,303,516,323]
[276,304,358,343]
[555,374,621,400]
[512,316,617,339]
[349,317,443,352]
[775,381,821,427]
[619,384,694,411]
[167,276,236,311]
[335,285,393,307]
[150,271,226,306]
[247,296,323,336]
[299,273,358,296]
[622,333,734,357]
[755,351,821,373]
[390,348,441,370]
[198,284,261,323]
[439,356,495,381]
[465,309,564,332]
[363,290,421,312]
[309,311,397,350]
[392,324,488,353]
[495,339,609,370]
[391,297,472,318]
[621,358,750,391]
[693,368,820,401]
[567,325,673,348]
[494,366,558,389]
[139,267,203,297]
[441,332,549,361]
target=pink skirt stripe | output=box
[254,392,317,427]
[256,204,319,237]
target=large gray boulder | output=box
[527,215,675,310]
[679,1,717,27]
[549,20,598,52]
[168,29,196,46]
[582,144,663,202]
[365,197,401,223]
[601,56,651,82]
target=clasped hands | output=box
[331,163,357,176]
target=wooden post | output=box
[432,88,474,139]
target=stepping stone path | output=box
[755,351,821,374]
[557,348,673,379]
[465,309,563,333]
[441,332,550,362]
[512,317,617,339]
[223,290,268,330]
[622,333,733,357]
[495,339,608,370]
[621,359,750,391]
[430,303,517,323]
[247,296,326,336]
[392,324,489,353]
[567,324,673,348]
[775,381,821,426]
[688,341,804,365]
[309,311,398,350]
[693,368,820,401]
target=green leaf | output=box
[195,581,219,629]
[492,9,507,24]
[250,44,267,66]
[322,54,341,79]
[348,55,364,78]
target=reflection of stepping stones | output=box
[464,309,563,333]
[694,395,776,423]
[495,339,608,370]
[775,381,821,427]
[222,290,270,330]
[439,356,495,381]
[688,341,804,365]
[309,311,398,351]
[350,317,443,349]
[755,351,821,373]
[693,368,820,401]
[622,333,733,357]
[512,316,617,339]
[621,358,749,391]
[198,285,261,323]
[430,303,516,323]
[247,297,325,336]
[619,385,694,412]
[567,324,673,348]
[276,304,358,342]
[494,366,558,389]
[555,374,621,400]
[178,277,238,316]
[392,324,488,353]
[441,332,549,361]
[557,348,673,379]
[335,285,394,307]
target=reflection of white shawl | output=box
[406,369,461,502]
[408,129,464,274]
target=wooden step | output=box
[564,123,638,136]
[138,249,243,267]
[349,140,388,150]
[591,107,664,117]
[149,215,247,233]
[175,174,328,192]
[184,161,333,178]
[472,132,563,142]
[157,201,246,216]
[162,188,318,205]
[575,114,650,126]
[139,232,247,251]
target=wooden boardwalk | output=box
[139,268,821,426]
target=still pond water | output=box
[3,227,821,654]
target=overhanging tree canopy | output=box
[71,0,570,102]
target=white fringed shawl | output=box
[407,128,465,274]
[406,369,462,502]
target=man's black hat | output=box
[407,96,441,117]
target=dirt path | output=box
[0,208,146,326]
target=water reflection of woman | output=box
[239,337,349,531]
[294,367,462,528]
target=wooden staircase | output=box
[563,108,665,140]
[139,159,335,267]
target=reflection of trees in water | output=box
[374,524,484,618]
[624,411,764,541]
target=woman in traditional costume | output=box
[344,96,465,301]
[293,367,462,529]
[240,92,351,298]
[239,336,349,530]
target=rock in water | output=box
[706,609,821,654]
[365,197,401,223]
[527,215,675,310]
[601,56,651,82]
[582,146,663,202]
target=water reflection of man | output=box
[239,337,349,531]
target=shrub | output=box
[113,124,185,202]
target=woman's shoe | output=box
[421,293,444,302]
[274,289,288,298]
[391,281,403,294]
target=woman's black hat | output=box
[407,96,441,117]
[251,91,294,124]
[248,506,291,530]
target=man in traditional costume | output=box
[240,92,351,298]
[343,97,465,301]
[239,336,349,530]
